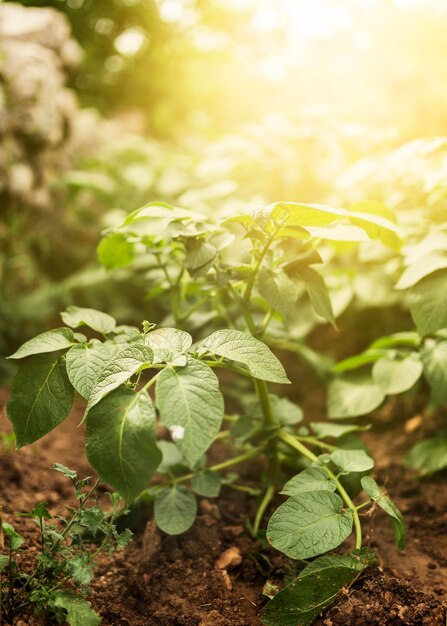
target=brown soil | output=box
[1,387,447,626]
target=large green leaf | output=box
[87,344,153,410]
[421,340,447,405]
[267,491,353,559]
[8,328,77,359]
[372,356,423,395]
[61,306,116,335]
[54,592,101,626]
[66,342,119,400]
[260,553,367,626]
[199,330,290,384]
[361,477,406,550]
[7,353,74,447]
[408,270,447,335]
[154,486,197,535]
[156,359,224,465]
[310,422,370,439]
[327,372,385,418]
[280,466,336,496]
[406,433,447,476]
[86,388,161,502]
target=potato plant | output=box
[6,201,406,624]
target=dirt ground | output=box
[1,384,446,626]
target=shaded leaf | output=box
[154,486,197,535]
[8,328,76,359]
[361,477,406,550]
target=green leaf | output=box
[191,470,222,497]
[260,553,367,626]
[258,268,299,318]
[199,330,290,384]
[0,555,9,572]
[327,372,385,418]
[87,344,153,410]
[330,449,374,473]
[421,340,447,405]
[331,349,388,373]
[406,433,447,476]
[154,486,197,535]
[145,328,192,363]
[310,422,370,439]
[372,356,423,395]
[267,491,353,559]
[361,477,406,550]
[184,238,217,272]
[297,266,336,327]
[86,388,161,503]
[156,359,224,466]
[156,440,186,474]
[270,395,303,425]
[8,328,77,359]
[408,270,447,335]
[97,232,135,269]
[280,466,336,496]
[67,554,94,586]
[1,523,25,550]
[369,332,419,349]
[52,464,77,479]
[7,353,74,447]
[396,252,447,289]
[61,306,116,335]
[66,342,119,400]
[54,592,101,626]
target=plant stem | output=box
[252,485,275,537]
[254,379,275,429]
[278,430,363,550]
[176,445,265,484]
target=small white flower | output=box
[170,425,185,441]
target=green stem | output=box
[176,445,265,484]
[278,430,362,550]
[254,378,275,429]
[252,485,275,537]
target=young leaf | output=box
[280,466,337,496]
[156,359,224,466]
[156,440,186,474]
[61,306,116,335]
[154,486,197,535]
[8,328,77,359]
[408,270,447,335]
[260,553,367,626]
[66,342,119,400]
[7,353,74,447]
[145,328,192,363]
[327,372,385,418]
[267,491,353,559]
[421,340,447,405]
[330,449,374,473]
[97,232,135,269]
[86,389,161,503]
[199,329,290,384]
[191,470,222,497]
[361,477,406,550]
[0,555,9,573]
[66,554,94,586]
[270,395,303,425]
[87,344,153,410]
[372,356,423,395]
[53,464,78,480]
[258,268,299,318]
[1,523,25,550]
[310,422,370,439]
[54,592,101,626]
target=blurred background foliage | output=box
[2,0,447,378]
